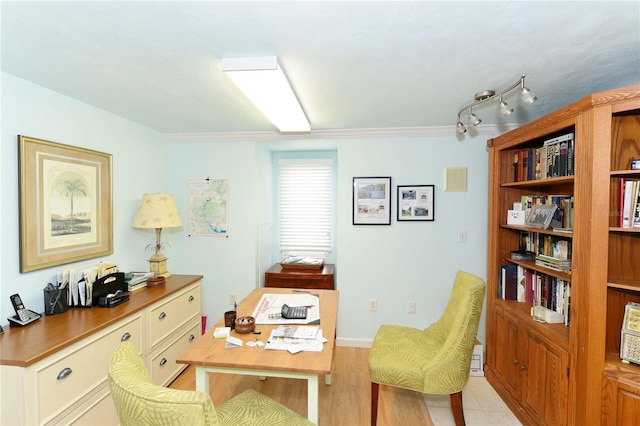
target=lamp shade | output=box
[132,194,182,229]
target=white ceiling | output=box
[2,1,639,136]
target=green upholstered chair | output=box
[108,341,315,426]
[368,270,486,426]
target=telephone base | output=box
[7,310,41,327]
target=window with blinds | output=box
[278,158,334,257]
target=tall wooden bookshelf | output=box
[485,85,640,425]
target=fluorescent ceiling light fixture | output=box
[222,56,310,133]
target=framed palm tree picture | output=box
[18,135,112,272]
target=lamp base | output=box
[148,255,171,278]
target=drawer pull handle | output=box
[188,295,195,302]
[121,332,131,341]
[57,368,73,380]
[159,312,167,320]
[189,334,195,342]
[159,358,167,366]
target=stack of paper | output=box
[271,325,319,339]
[265,328,327,354]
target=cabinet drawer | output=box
[36,315,143,423]
[266,276,333,289]
[148,283,201,350]
[148,321,200,386]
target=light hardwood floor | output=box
[169,346,434,426]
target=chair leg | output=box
[450,391,465,426]
[371,382,379,426]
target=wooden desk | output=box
[265,263,335,289]
[176,287,339,424]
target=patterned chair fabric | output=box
[368,270,486,426]
[108,341,314,426]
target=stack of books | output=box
[125,272,154,291]
[535,254,572,273]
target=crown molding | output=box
[165,124,519,143]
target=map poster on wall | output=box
[188,178,229,237]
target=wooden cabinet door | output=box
[602,373,640,426]
[494,307,521,401]
[521,329,569,426]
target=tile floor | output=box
[423,376,522,425]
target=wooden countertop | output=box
[0,274,203,367]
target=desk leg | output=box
[195,367,209,394]
[307,375,319,425]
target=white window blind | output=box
[279,158,333,256]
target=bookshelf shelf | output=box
[608,280,640,292]
[505,259,572,282]
[501,224,573,238]
[610,169,640,177]
[486,85,640,426]
[501,175,574,188]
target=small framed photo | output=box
[397,185,435,221]
[353,177,391,225]
[525,203,558,229]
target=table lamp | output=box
[132,193,183,277]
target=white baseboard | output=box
[336,337,373,348]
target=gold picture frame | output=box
[18,135,113,272]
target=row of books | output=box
[619,178,640,228]
[520,194,574,230]
[512,132,575,182]
[520,232,572,259]
[498,264,571,326]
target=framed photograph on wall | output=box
[397,185,435,221]
[18,135,113,272]
[353,176,391,225]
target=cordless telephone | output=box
[8,293,41,327]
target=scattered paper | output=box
[252,293,320,324]
[225,335,243,348]
[271,325,319,340]
[265,328,327,353]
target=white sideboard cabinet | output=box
[0,274,202,425]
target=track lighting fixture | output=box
[456,74,537,135]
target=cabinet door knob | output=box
[159,312,167,320]
[121,332,131,341]
[521,365,527,370]
[514,359,519,364]
[189,334,195,342]
[57,367,73,380]
[159,358,167,366]
[188,295,195,302]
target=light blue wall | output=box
[0,73,168,319]
[167,135,489,344]
[1,72,490,345]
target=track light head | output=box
[499,95,514,116]
[456,121,467,134]
[468,110,481,126]
[520,86,537,105]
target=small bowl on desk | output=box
[234,316,255,334]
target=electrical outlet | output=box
[407,300,416,314]
[457,230,467,243]
[230,294,237,305]
[368,298,377,311]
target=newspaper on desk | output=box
[265,328,327,354]
[252,293,320,325]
